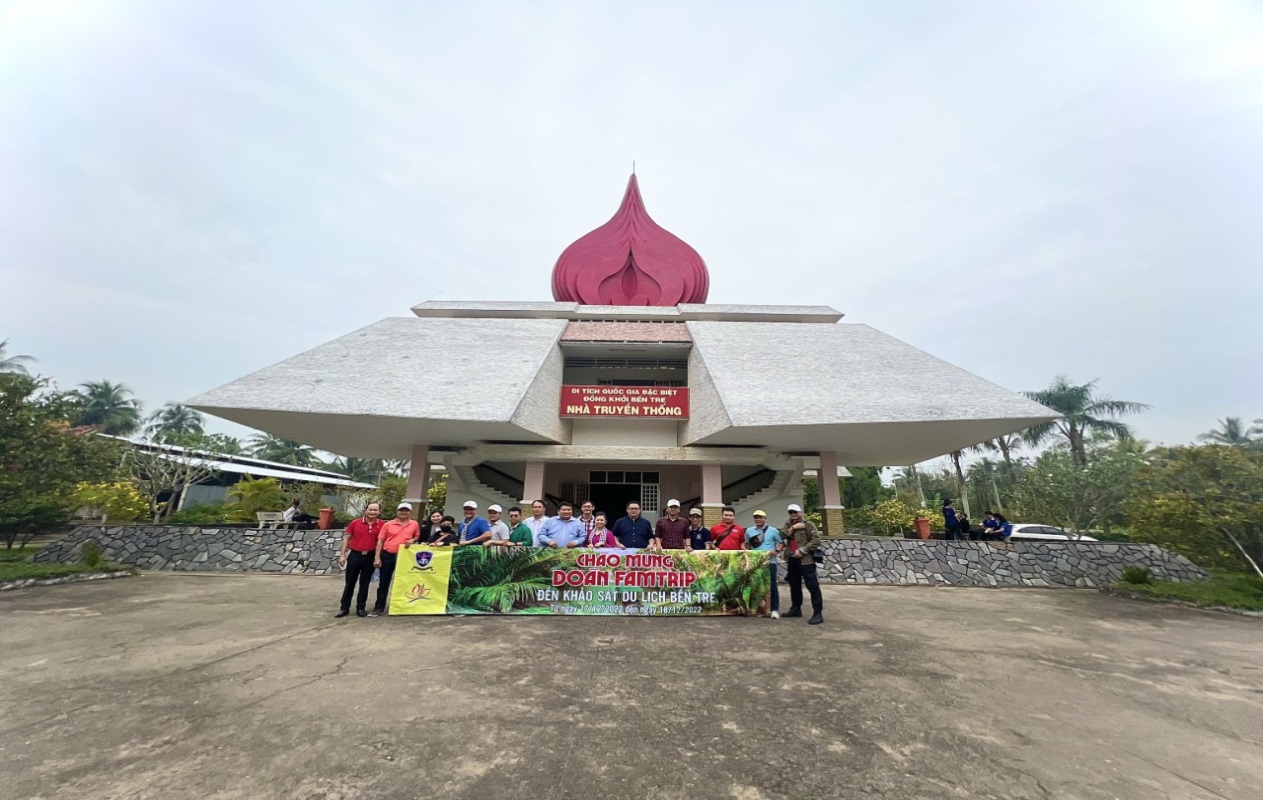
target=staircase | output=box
[729,469,798,515]
[451,465,520,510]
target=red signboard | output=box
[559,385,689,419]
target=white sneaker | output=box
[771,611,780,619]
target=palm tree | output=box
[249,433,315,467]
[0,339,35,375]
[146,403,206,442]
[1023,376,1150,465]
[332,456,385,484]
[76,380,144,436]
[1198,417,1256,447]
[983,432,1022,472]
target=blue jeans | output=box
[768,562,780,613]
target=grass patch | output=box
[1113,569,1263,612]
[0,545,128,583]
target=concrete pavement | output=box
[1,573,1259,799]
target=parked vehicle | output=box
[1007,524,1098,542]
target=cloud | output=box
[2,0,1261,449]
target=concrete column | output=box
[818,450,844,536]
[522,460,546,505]
[701,462,723,527]
[403,445,430,508]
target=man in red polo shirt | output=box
[711,506,746,551]
[371,502,420,616]
[337,502,384,618]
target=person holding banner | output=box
[485,504,511,545]
[685,509,713,551]
[524,500,550,546]
[507,507,535,546]
[746,510,784,619]
[653,499,689,551]
[783,503,824,625]
[371,502,419,616]
[425,515,459,546]
[613,501,654,549]
[539,502,586,548]
[586,512,619,548]
[458,501,492,545]
[711,506,746,551]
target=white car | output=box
[1007,524,1098,542]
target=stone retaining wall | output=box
[36,526,348,574]
[812,539,1205,587]
[37,526,1207,587]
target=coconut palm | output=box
[0,339,35,375]
[76,380,144,436]
[1198,417,1257,447]
[249,433,315,467]
[982,432,1022,471]
[146,403,206,442]
[1022,377,1150,465]
[332,456,386,484]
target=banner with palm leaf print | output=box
[388,545,771,616]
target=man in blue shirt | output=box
[746,510,784,618]
[458,500,492,545]
[538,502,587,548]
[612,501,654,549]
[942,500,961,540]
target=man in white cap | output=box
[783,503,823,625]
[458,500,491,545]
[370,502,419,616]
[485,504,511,545]
[653,498,689,550]
[746,510,784,618]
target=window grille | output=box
[640,483,660,513]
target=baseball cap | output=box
[666,498,680,507]
[787,503,803,513]
[488,504,502,513]
[397,502,413,511]
[688,508,703,517]
[753,510,767,518]
[463,500,478,510]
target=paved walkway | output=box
[2,573,1259,799]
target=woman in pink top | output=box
[586,512,620,548]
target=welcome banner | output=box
[387,546,771,617]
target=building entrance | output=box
[587,483,642,519]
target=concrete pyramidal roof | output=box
[189,304,1057,463]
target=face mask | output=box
[441,524,452,531]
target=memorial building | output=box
[189,175,1055,532]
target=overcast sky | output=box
[2,0,1261,456]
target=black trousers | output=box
[340,550,374,612]
[787,558,823,615]
[374,551,398,613]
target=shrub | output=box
[224,476,285,522]
[1120,566,1153,585]
[72,482,148,524]
[79,540,103,569]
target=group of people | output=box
[334,497,824,625]
[942,500,1012,541]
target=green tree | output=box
[146,403,206,442]
[225,476,285,522]
[0,339,35,375]
[1128,445,1263,577]
[76,380,144,436]
[1023,376,1150,465]
[0,376,122,547]
[1008,442,1142,535]
[983,432,1023,472]
[249,433,316,467]
[1198,417,1259,447]
[841,466,888,508]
